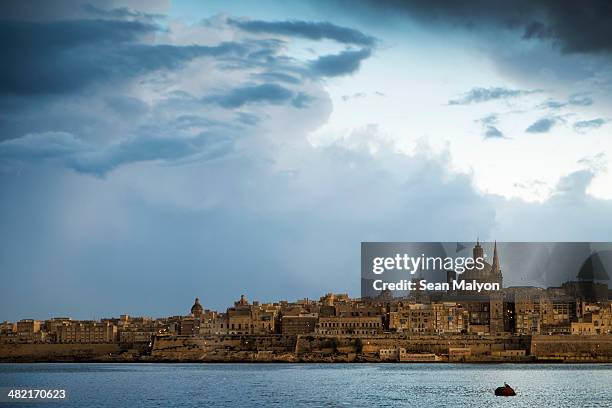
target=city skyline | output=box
[3,240,611,363]
[1,240,611,321]
[2,281,611,354]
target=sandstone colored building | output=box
[281,315,318,335]
[16,319,44,343]
[317,316,383,336]
[57,321,117,343]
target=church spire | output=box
[491,241,500,275]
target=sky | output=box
[1,0,611,320]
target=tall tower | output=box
[490,241,503,287]
[473,239,484,260]
[491,241,500,274]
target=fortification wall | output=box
[150,335,298,361]
[6,335,612,362]
[531,335,612,361]
[296,335,528,355]
[151,334,531,362]
[0,343,121,362]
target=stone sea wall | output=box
[149,335,298,362]
[3,334,612,362]
[149,334,532,362]
[531,335,612,361]
[0,343,121,362]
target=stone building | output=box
[281,314,318,335]
[461,301,491,334]
[320,293,350,306]
[190,297,204,317]
[119,329,157,344]
[594,303,612,334]
[512,289,541,334]
[571,321,595,335]
[0,321,16,343]
[335,302,384,318]
[16,319,43,343]
[389,303,434,333]
[571,303,612,335]
[317,316,383,336]
[510,288,578,335]
[57,321,117,343]
[179,317,200,336]
[538,295,575,334]
[432,302,469,334]
[250,306,278,334]
[389,302,468,334]
[488,293,505,334]
[199,314,228,335]
[225,295,280,335]
[399,349,439,362]
[42,317,72,343]
[379,348,399,360]
[227,295,253,334]
[186,297,232,335]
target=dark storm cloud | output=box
[0,10,369,168]
[449,87,540,105]
[0,131,232,175]
[0,0,168,22]
[573,118,607,131]
[0,18,155,47]
[517,1,612,54]
[309,48,372,77]
[171,115,230,132]
[291,92,314,108]
[235,112,260,126]
[526,117,556,133]
[254,72,302,84]
[0,19,247,95]
[104,95,149,116]
[202,84,296,108]
[318,0,612,54]
[225,20,376,79]
[228,19,377,47]
[75,133,232,174]
[81,3,164,21]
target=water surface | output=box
[1,363,610,407]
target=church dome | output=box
[190,297,203,316]
[577,251,611,281]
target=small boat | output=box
[494,383,516,396]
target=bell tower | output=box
[473,239,484,260]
